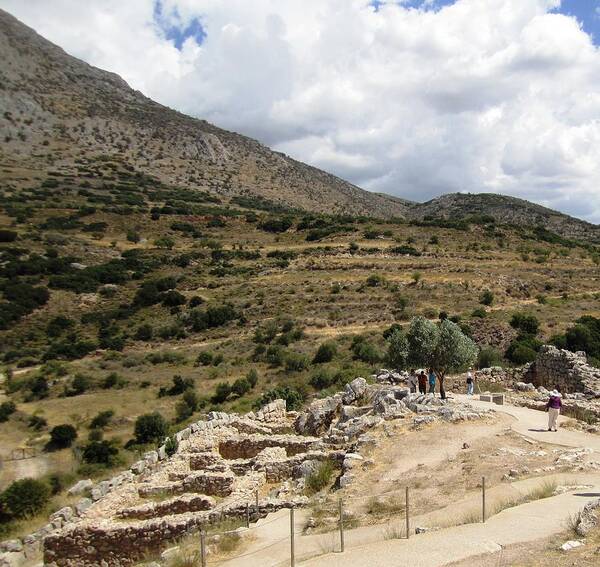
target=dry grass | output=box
[382,521,407,540]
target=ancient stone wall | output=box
[527,346,600,396]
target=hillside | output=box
[410,193,600,243]
[0,8,413,219]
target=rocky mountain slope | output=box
[0,9,411,219]
[1,8,598,241]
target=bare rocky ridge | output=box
[0,9,410,219]
[1,8,599,240]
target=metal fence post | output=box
[290,507,296,567]
[200,529,207,567]
[482,476,486,523]
[338,498,345,552]
[255,489,259,510]
[405,486,410,539]
[246,502,250,528]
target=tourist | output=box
[466,368,474,395]
[546,389,562,432]
[428,368,436,394]
[408,369,417,393]
[418,370,427,394]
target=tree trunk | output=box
[439,375,446,399]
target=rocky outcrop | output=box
[526,346,600,396]
[574,498,600,536]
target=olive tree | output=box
[390,317,478,399]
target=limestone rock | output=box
[67,479,93,496]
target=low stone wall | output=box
[118,494,215,520]
[44,516,204,567]
[218,434,318,459]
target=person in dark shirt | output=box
[546,389,562,432]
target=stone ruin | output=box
[525,345,600,397]
[1,378,491,567]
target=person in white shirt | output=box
[408,369,417,393]
[466,368,474,395]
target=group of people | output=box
[408,368,437,395]
[407,368,474,397]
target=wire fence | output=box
[185,477,491,567]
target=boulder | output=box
[575,498,600,536]
[67,479,93,496]
[342,378,368,404]
[295,395,343,436]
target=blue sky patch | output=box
[153,0,206,50]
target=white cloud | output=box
[1,0,600,222]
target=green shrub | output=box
[285,352,309,372]
[477,347,503,368]
[305,460,335,494]
[28,414,47,430]
[510,313,540,335]
[255,385,306,411]
[313,342,337,364]
[48,424,77,449]
[212,382,232,404]
[164,435,178,456]
[0,401,16,423]
[134,413,168,445]
[195,351,214,366]
[309,369,334,390]
[0,478,51,519]
[135,324,153,341]
[232,378,251,397]
[90,410,114,429]
[479,290,494,306]
[366,274,385,287]
[246,368,259,388]
[471,308,487,318]
[82,440,119,465]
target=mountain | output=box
[0,8,598,244]
[408,193,600,243]
[0,9,412,219]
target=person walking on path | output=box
[466,368,474,395]
[418,370,427,394]
[428,368,436,395]
[546,389,562,432]
[408,369,417,393]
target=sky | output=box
[1,0,600,223]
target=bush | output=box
[135,324,153,341]
[134,413,168,445]
[175,400,193,422]
[212,382,231,404]
[90,410,114,429]
[266,345,286,367]
[48,424,77,449]
[0,230,17,243]
[164,435,178,457]
[255,385,306,411]
[46,316,74,338]
[0,478,51,519]
[351,337,382,364]
[162,290,186,307]
[82,440,118,465]
[305,460,335,494]
[232,378,251,397]
[366,274,385,287]
[477,347,503,368]
[510,314,540,335]
[313,342,337,364]
[309,369,334,390]
[66,373,91,396]
[285,352,309,372]
[246,368,259,388]
[28,415,47,430]
[258,217,293,233]
[471,308,487,318]
[507,344,537,364]
[101,372,124,389]
[195,351,214,366]
[479,290,494,306]
[0,401,16,423]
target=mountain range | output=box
[1,8,598,243]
